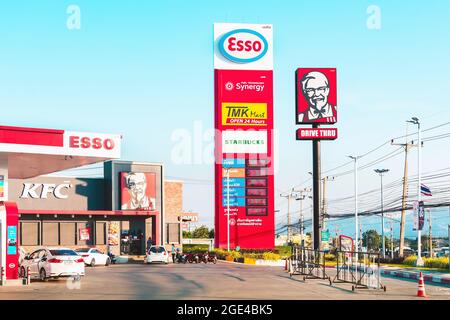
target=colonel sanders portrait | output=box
[121,172,156,210]
[298,71,337,123]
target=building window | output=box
[167,223,180,244]
[42,222,59,246]
[60,222,76,246]
[96,222,107,245]
[19,222,40,246]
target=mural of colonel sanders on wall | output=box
[120,172,156,211]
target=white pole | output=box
[226,169,230,252]
[381,173,385,258]
[354,157,359,252]
[417,121,424,266]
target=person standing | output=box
[146,236,153,252]
[171,244,176,263]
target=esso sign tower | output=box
[219,29,268,63]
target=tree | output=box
[208,228,214,239]
[362,229,381,251]
[192,225,210,239]
[182,231,192,238]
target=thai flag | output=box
[420,184,432,196]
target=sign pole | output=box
[226,168,230,252]
[312,123,321,250]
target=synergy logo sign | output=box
[218,29,268,64]
[222,102,267,126]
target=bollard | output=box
[1,266,5,285]
[27,267,31,285]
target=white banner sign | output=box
[222,130,267,154]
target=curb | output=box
[381,269,450,286]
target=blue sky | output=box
[1,1,450,238]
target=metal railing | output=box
[289,246,329,281]
[330,250,386,291]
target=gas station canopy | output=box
[0,125,122,179]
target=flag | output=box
[420,184,432,196]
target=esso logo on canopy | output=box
[218,29,268,64]
[69,135,115,150]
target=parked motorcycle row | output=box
[174,252,218,264]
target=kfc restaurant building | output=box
[0,125,182,282]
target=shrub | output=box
[214,248,227,259]
[324,253,335,261]
[262,252,280,261]
[424,257,449,269]
[403,255,418,266]
[183,244,210,253]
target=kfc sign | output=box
[219,29,268,63]
[20,182,72,199]
[296,68,337,124]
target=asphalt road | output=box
[1,261,449,300]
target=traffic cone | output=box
[417,272,427,298]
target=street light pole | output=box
[348,155,360,252]
[408,117,423,266]
[374,168,389,258]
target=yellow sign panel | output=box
[222,168,245,178]
[222,102,267,126]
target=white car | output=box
[19,247,85,281]
[144,246,169,264]
[75,248,111,267]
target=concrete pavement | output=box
[0,261,449,300]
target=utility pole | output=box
[428,209,432,258]
[321,176,334,233]
[374,168,389,258]
[348,155,360,252]
[280,189,294,245]
[392,123,416,257]
[390,220,394,259]
[293,187,312,248]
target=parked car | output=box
[75,248,111,267]
[19,247,85,281]
[144,246,169,264]
[436,247,449,257]
[18,247,28,266]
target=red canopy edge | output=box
[19,209,159,216]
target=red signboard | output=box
[296,127,338,140]
[295,68,337,124]
[214,70,274,250]
[120,172,156,211]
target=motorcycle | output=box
[107,252,117,264]
[175,252,187,263]
[202,252,217,264]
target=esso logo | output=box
[69,136,115,150]
[219,29,268,63]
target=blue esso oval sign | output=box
[218,29,268,64]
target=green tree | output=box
[208,228,214,239]
[182,231,192,238]
[362,229,381,251]
[192,225,210,238]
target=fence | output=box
[330,250,386,291]
[289,246,329,281]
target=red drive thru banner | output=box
[214,23,274,249]
[295,68,338,139]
